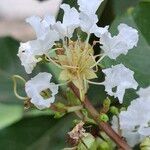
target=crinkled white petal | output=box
[17,42,39,74]
[53,4,79,38]
[78,0,104,14]
[102,64,138,103]
[137,87,150,99]
[25,72,58,110]
[43,15,56,27]
[26,15,58,40]
[111,116,144,147]
[30,29,59,55]
[61,4,79,27]
[79,12,98,34]
[93,25,109,38]
[18,29,59,74]
[118,96,150,146]
[117,23,139,50]
[100,24,139,59]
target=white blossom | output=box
[18,15,59,74]
[102,64,138,103]
[26,15,56,39]
[78,0,104,14]
[137,87,150,99]
[53,4,80,38]
[118,96,150,146]
[112,116,143,147]
[25,72,58,110]
[79,12,108,36]
[17,42,39,74]
[78,0,108,37]
[100,24,139,59]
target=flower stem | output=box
[69,82,132,150]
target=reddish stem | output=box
[69,83,132,150]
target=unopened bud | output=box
[110,106,119,115]
[99,113,109,122]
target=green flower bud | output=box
[103,97,111,108]
[110,106,119,115]
[95,137,112,150]
[99,113,109,122]
[140,137,150,150]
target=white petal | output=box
[17,42,38,74]
[54,4,79,38]
[79,12,98,34]
[139,127,150,136]
[78,0,104,14]
[61,4,79,27]
[100,23,139,59]
[93,25,109,38]
[119,97,150,146]
[111,116,142,147]
[122,130,141,147]
[30,29,59,55]
[43,14,56,27]
[117,23,139,49]
[25,72,58,110]
[26,16,45,38]
[102,64,138,103]
[137,87,150,99]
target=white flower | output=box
[79,12,108,36]
[137,87,150,99]
[78,0,108,37]
[102,64,138,103]
[29,29,59,55]
[100,24,139,59]
[118,96,150,146]
[111,116,142,147]
[18,15,59,74]
[17,42,39,74]
[25,72,58,110]
[78,0,104,14]
[26,15,56,39]
[53,4,79,38]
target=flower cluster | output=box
[16,0,150,147]
[15,0,149,148]
[17,0,139,109]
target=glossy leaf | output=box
[0,115,75,150]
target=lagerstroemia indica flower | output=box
[112,87,150,147]
[53,4,80,38]
[100,23,139,59]
[17,42,39,74]
[78,0,108,37]
[18,15,59,74]
[25,72,58,110]
[102,64,138,103]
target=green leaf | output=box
[0,115,75,150]
[102,1,150,105]
[99,0,140,28]
[112,0,140,16]
[0,103,23,129]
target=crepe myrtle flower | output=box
[100,23,139,59]
[17,0,140,109]
[112,88,150,147]
[102,64,138,103]
[53,4,80,39]
[78,0,108,37]
[25,72,58,110]
[18,15,59,74]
